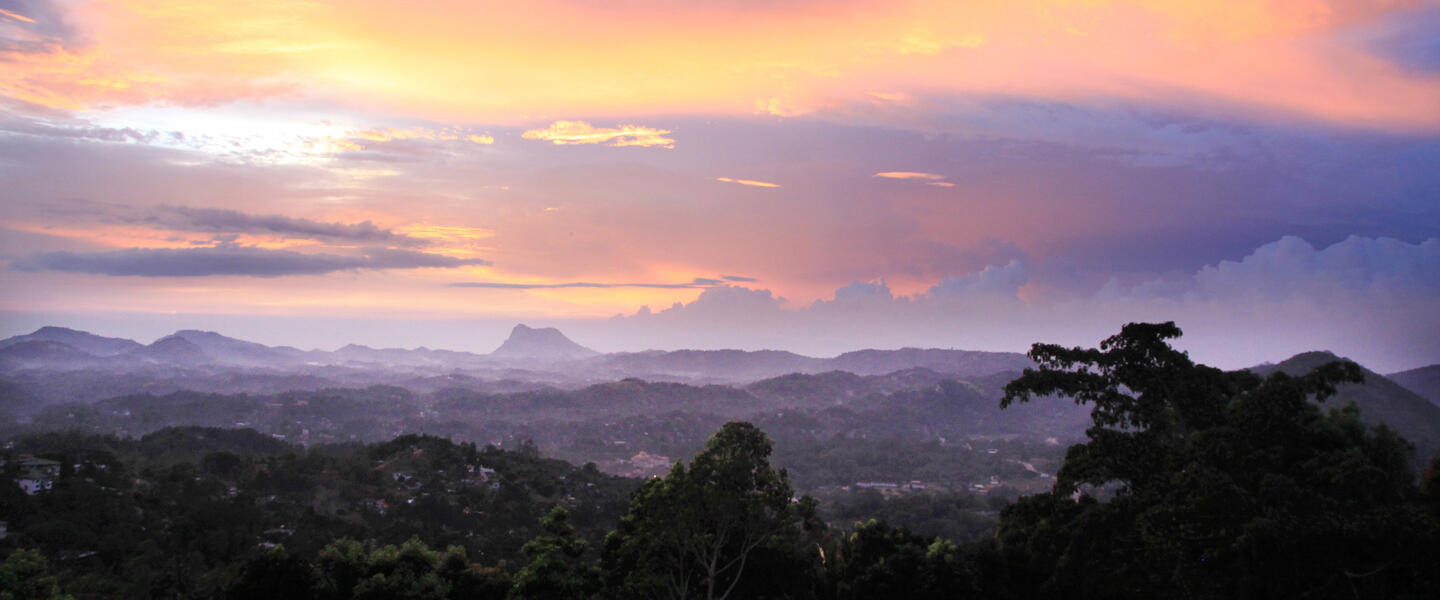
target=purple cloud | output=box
[11,246,488,277]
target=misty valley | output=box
[6,0,1440,596]
[1,323,1438,598]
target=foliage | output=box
[995,321,1440,599]
[0,430,633,599]
[227,545,314,600]
[820,490,1001,543]
[6,328,1439,600]
[0,549,72,600]
[509,507,598,600]
[823,520,977,600]
[602,422,816,600]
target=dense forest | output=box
[4,323,1439,598]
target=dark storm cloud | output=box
[146,206,430,248]
[11,246,488,277]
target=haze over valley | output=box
[3,0,1440,597]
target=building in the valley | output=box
[16,457,61,495]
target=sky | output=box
[1,0,1438,371]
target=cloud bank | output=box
[587,236,1439,371]
[147,206,430,248]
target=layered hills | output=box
[3,325,1439,467]
[0,324,1036,389]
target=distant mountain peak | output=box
[0,326,144,356]
[491,324,598,361]
[172,329,231,340]
[164,329,290,365]
[1257,350,1347,376]
[136,335,210,365]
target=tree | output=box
[602,422,807,600]
[314,539,369,600]
[438,545,511,600]
[995,322,1440,599]
[509,506,597,600]
[352,537,450,600]
[0,550,73,600]
[824,519,977,600]
[226,545,313,600]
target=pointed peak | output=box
[492,324,598,361]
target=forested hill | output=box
[1,427,638,598]
[1254,351,1440,463]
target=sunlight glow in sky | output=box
[2,0,1438,370]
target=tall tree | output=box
[995,322,1440,599]
[509,506,597,600]
[602,422,805,600]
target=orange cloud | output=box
[874,171,946,181]
[875,172,955,188]
[0,7,36,24]
[715,177,781,188]
[395,224,495,259]
[1,1,1438,131]
[521,121,675,148]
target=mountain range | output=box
[0,324,1037,383]
[3,324,1438,463]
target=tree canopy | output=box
[601,422,816,600]
[995,321,1439,599]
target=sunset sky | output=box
[2,0,1438,370]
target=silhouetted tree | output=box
[227,545,312,600]
[995,322,1440,599]
[825,519,977,600]
[602,422,808,600]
